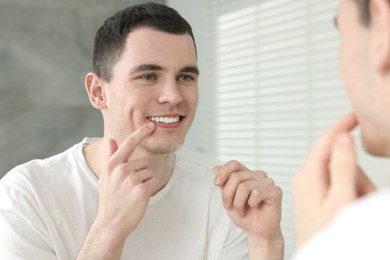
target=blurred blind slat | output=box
[205,0,350,258]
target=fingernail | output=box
[147,122,155,129]
[214,178,220,186]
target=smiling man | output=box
[0,3,283,260]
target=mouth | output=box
[147,116,184,124]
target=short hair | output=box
[92,2,196,82]
[354,0,371,26]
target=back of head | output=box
[92,2,196,82]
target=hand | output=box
[214,161,283,241]
[292,113,376,248]
[95,122,159,239]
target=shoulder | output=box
[1,138,96,199]
[293,190,390,260]
[334,190,390,230]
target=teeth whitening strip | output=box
[166,145,221,175]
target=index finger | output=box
[306,112,358,171]
[214,160,250,186]
[111,122,156,165]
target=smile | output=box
[148,116,181,124]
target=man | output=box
[0,3,284,259]
[292,0,390,259]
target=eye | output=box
[140,74,157,80]
[178,74,194,81]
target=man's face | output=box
[337,0,388,155]
[102,27,199,154]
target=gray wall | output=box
[0,0,165,177]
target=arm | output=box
[292,113,376,248]
[214,161,284,260]
[247,232,284,260]
[77,123,159,259]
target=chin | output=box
[144,139,183,154]
[361,131,388,157]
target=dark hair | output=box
[354,0,371,26]
[92,2,196,82]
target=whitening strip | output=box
[166,145,221,176]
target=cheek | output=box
[192,95,199,111]
[339,38,353,75]
[339,49,352,94]
[110,95,142,123]
[186,88,199,111]
[339,40,361,95]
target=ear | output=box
[370,0,390,74]
[85,72,107,110]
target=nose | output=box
[157,80,184,106]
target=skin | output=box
[214,162,284,260]
[293,0,390,249]
[77,26,284,259]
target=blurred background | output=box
[2,0,390,259]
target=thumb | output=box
[329,133,358,200]
[213,165,222,186]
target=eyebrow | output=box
[130,64,163,75]
[180,66,200,76]
[129,64,200,76]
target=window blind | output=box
[204,0,350,258]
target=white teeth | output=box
[148,116,180,124]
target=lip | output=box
[154,121,181,129]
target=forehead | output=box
[119,27,197,67]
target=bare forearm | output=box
[247,231,284,260]
[77,223,127,260]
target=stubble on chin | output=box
[143,138,182,155]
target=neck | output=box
[83,138,174,193]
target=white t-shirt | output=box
[292,190,390,260]
[0,138,248,260]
